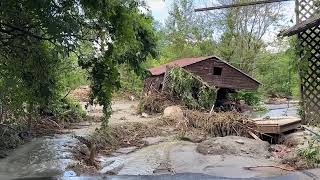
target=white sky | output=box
[145,0,296,46]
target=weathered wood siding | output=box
[183,58,259,90]
[144,57,259,92]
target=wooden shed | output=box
[144,56,260,93]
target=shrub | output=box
[298,139,320,165]
[231,90,261,106]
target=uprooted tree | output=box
[0,0,157,128]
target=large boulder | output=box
[163,106,184,121]
[197,136,270,157]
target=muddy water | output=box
[0,134,78,179]
[0,121,100,179]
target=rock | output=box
[129,95,135,101]
[100,159,124,174]
[163,106,184,120]
[115,146,138,154]
[119,117,127,121]
[197,136,270,157]
[143,136,165,145]
[282,130,307,147]
[141,112,149,118]
[181,134,205,143]
[235,139,245,144]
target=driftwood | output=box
[248,131,262,141]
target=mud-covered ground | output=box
[0,95,318,179]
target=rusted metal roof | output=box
[148,56,214,76]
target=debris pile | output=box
[69,85,90,101]
[139,93,178,114]
[0,124,22,157]
[93,122,162,154]
[184,110,257,137]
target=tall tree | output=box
[164,0,216,59]
[209,0,285,74]
[0,0,157,127]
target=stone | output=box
[181,134,205,143]
[197,136,270,157]
[235,139,245,144]
[119,117,127,121]
[141,112,149,118]
[129,95,135,101]
[163,106,184,120]
[143,136,165,145]
[115,146,138,154]
[100,159,124,174]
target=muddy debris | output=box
[185,110,257,137]
[93,122,162,155]
[197,136,270,157]
[68,85,90,102]
[139,93,178,114]
[66,162,97,176]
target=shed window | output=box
[213,67,222,75]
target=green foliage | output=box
[232,90,262,106]
[166,67,216,109]
[151,0,216,62]
[298,139,320,165]
[255,45,300,98]
[117,64,143,96]
[0,0,157,127]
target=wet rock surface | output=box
[197,136,270,157]
[97,140,290,178]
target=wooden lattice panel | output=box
[296,0,320,125]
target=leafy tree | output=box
[255,43,299,98]
[163,0,216,59]
[0,0,157,127]
[212,0,285,74]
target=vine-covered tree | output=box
[0,0,157,127]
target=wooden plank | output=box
[253,116,301,134]
[248,131,262,141]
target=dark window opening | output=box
[158,83,163,91]
[213,67,222,75]
[191,86,199,100]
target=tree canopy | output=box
[0,0,157,126]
